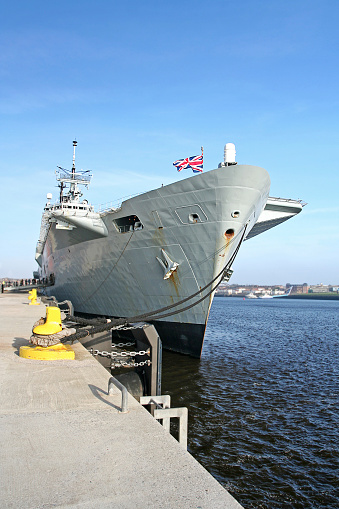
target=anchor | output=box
[156,249,180,280]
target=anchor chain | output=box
[88,343,152,368]
[112,324,147,332]
[86,320,153,368]
[111,359,151,368]
[111,342,135,348]
[89,348,150,358]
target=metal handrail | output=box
[108,376,129,413]
[154,407,188,449]
[140,395,188,449]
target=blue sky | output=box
[1,0,338,284]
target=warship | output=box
[35,142,304,357]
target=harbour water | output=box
[162,298,338,508]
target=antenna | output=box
[72,140,77,177]
[59,180,65,203]
[55,141,92,204]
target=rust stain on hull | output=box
[168,270,180,298]
[219,229,235,257]
[224,229,235,244]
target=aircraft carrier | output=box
[35,142,303,357]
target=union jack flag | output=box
[173,152,203,173]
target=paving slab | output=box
[0,293,243,508]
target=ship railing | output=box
[36,216,52,252]
[96,192,142,214]
[268,196,307,207]
[56,169,92,183]
[96,201,121,213]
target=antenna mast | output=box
[55,140,92,204]
[72,140,77,177]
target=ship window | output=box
[113,215,144,233]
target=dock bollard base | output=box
[19,343,75,360]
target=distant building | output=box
[216,283,336,297]
[235,287,246,294]
[272,288,285,295]
[309,284,330,293]
[286,283,309,294]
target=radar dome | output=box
[224,143,236,164]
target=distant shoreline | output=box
[286,293,339,300]
[215,293,339,301]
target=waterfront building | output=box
[309,284,330,293]
[286,283,309,294]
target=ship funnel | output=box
[224,143,236,165]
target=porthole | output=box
[231,210,240,218]
[189,213,200,223]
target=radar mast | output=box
[56,140,92,204]
[72,140,77,177]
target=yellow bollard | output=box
[20,306,75,360]
[33,306,62,335]
[19,343,75,360]
[28,288,40,305]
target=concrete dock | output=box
[0,293,242,509]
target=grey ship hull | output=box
[40,164,270,357]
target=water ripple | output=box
[162,298,339,508]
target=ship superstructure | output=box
[35,142,303,357]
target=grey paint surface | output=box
[38,164,270,355]
[0,294,243,509]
